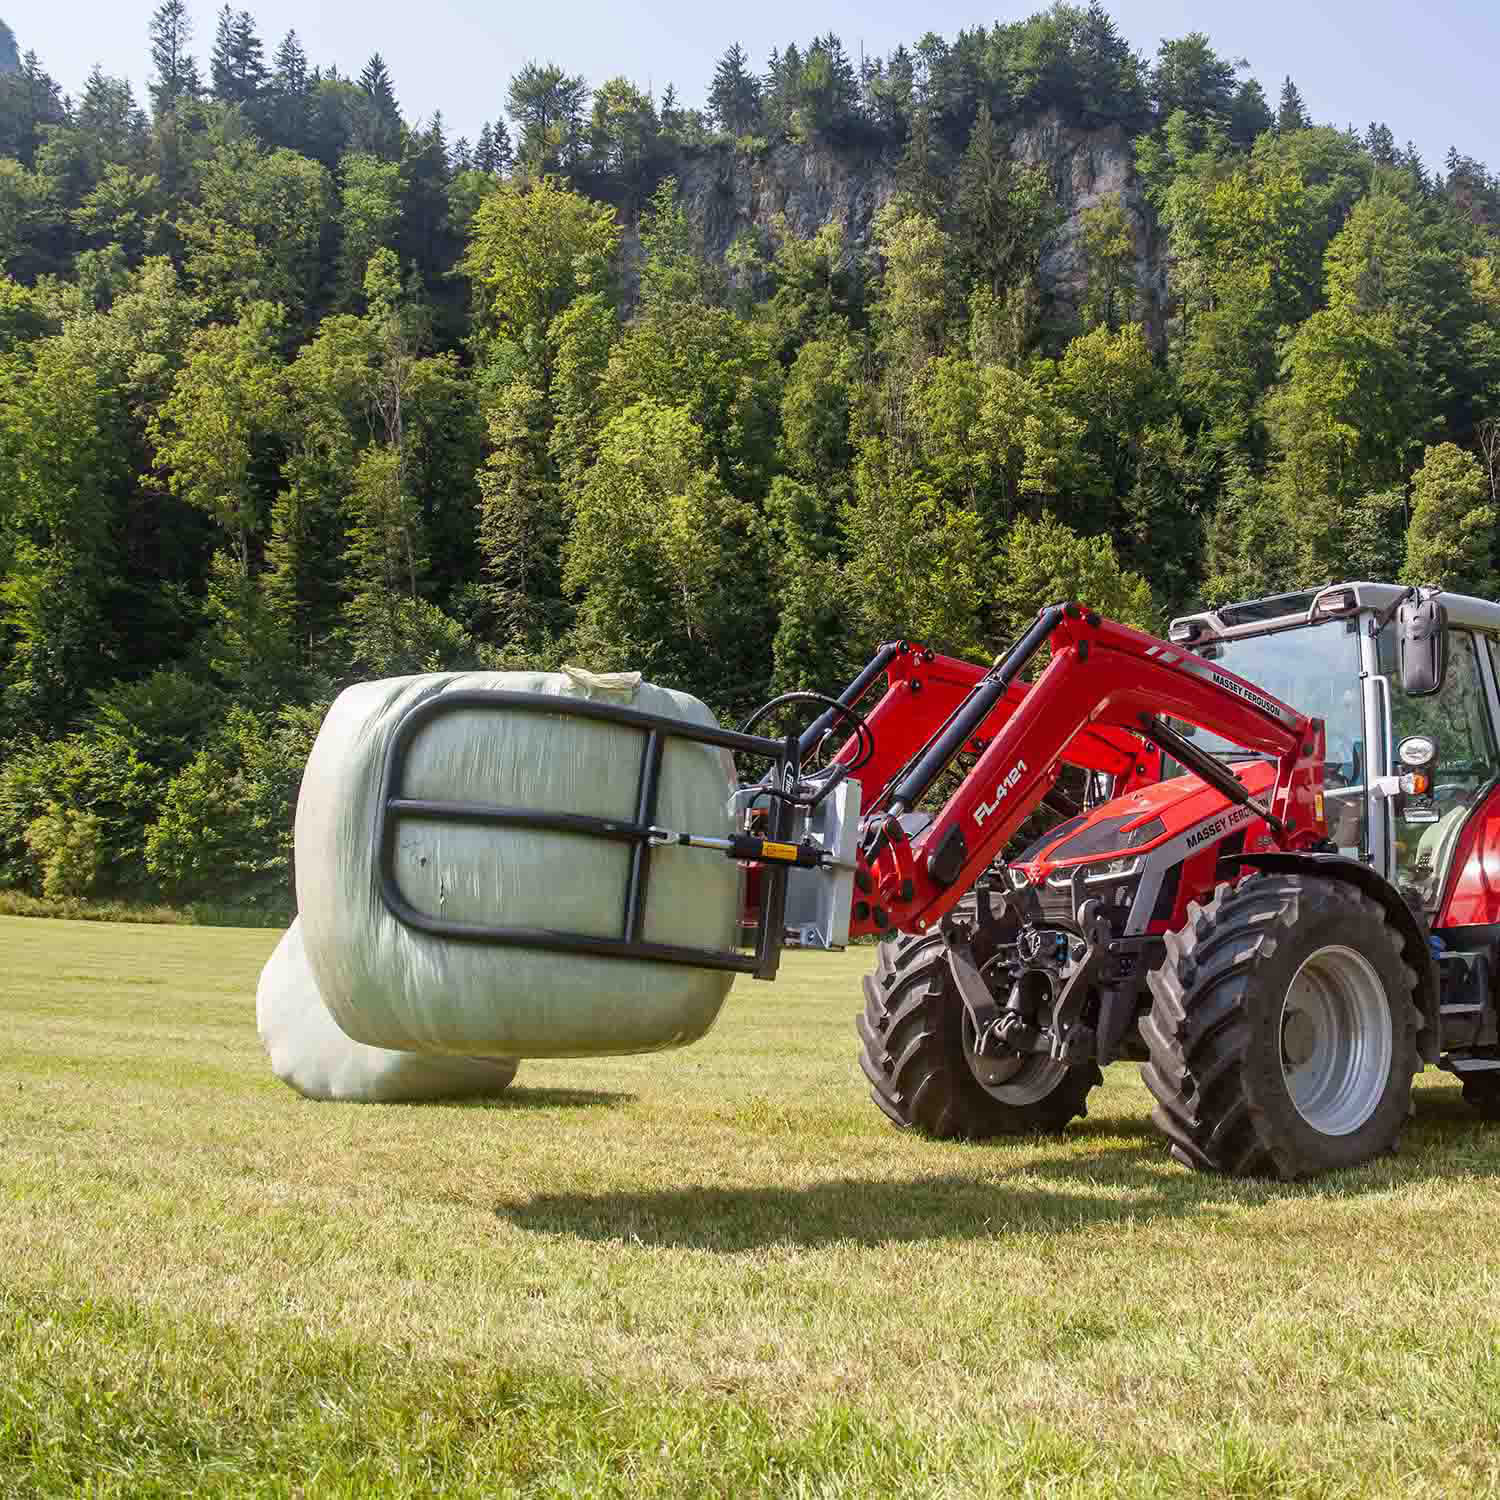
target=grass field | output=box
[4,912,1500,1497]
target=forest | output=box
[0,2,1498,913]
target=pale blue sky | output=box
[8,0,1499,173]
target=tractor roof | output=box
[1169,582,1500,646]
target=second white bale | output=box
[295,668,741,1059]
[257,918,519,1102]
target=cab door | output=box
[1378,627,1500,916]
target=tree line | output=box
[0,3,1498,912]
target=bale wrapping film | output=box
[257,917,518,1102]
[295,668,740,1057]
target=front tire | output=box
[856,895,1101,1139]
[1141,875,1420,1179]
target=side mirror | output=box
[1397,593,1448,697]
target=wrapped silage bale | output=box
[257,918,518,1102]
[295,667,741,1059]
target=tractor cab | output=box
[1168,582,1500,922]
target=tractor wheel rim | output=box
[980,1055,1071,1105]
[966,957,1071,1105]
[962,1015,1069,1104]
[1279,944,1393,1136]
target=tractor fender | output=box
[1221,852,1440,1064]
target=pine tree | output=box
[210,6,266,107]
[474,121,497,173]
[0,51,66,164]
[1364,121,1396,164]
[266,30,308,149]
[147,0,201,115]
[897,103,946,222]
[491,116,513,172]
[708,42,762,136]
[507,61,588,172]
[358,53,398,119]
[1276,76,1310,133]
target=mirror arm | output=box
[1370,585,1416,635]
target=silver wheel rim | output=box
[967,1050,1071,1105]
[962,964,1070,1105]
[1279,945,1393,1136]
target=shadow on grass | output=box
[450,1087,635,1112]
[497,1091,1500,1250]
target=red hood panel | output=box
[1018,760,1276,876]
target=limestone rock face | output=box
[624,110,1165,342]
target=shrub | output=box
[145,702,325,909]
[23,806,103,898]
[0,735,163,895]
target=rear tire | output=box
[856,894,1101,1139]
[1141,875,1420,1179]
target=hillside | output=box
[0,4,1498,909]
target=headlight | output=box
[1087,855,1141,883]
[1008,866,1031,889]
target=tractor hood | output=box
[1008,760,1278,932]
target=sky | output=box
[7,0,1500,174]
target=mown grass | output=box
[4,913,1500,1496]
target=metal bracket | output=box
[374,690,798,979]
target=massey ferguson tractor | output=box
[718,580,1500,1179]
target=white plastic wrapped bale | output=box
[257,918,518,1102]
[295,667,741,1058]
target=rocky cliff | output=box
[629,109,1166,342]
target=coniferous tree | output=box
[265,30,309,149]
[491,116,513,173]
[1277,76,1310,133]
[210,6,267,108]
[1365,121,1397,165]
[897,103,946,222]
[358,53,398,119]
[507,61,587,172]
[0,50,66,164]
[355,53,403,159]
[474,122,497,174]
[708,43,762,136]
[147,0,201,115]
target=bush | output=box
[145,703,325,909]
[0,734,163,895]
[86,669,224,773]
[23,806,103,899]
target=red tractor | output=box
[733,581,1500,1178]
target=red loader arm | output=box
[811,641,1159,812]
[846,606,1327,940]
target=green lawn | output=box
[4,913,1500,1497]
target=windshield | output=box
[1181,618,1363,767]
[1169,615,1367,857]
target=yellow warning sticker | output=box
[1314,792,1325,823]
[761,841,799,861]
